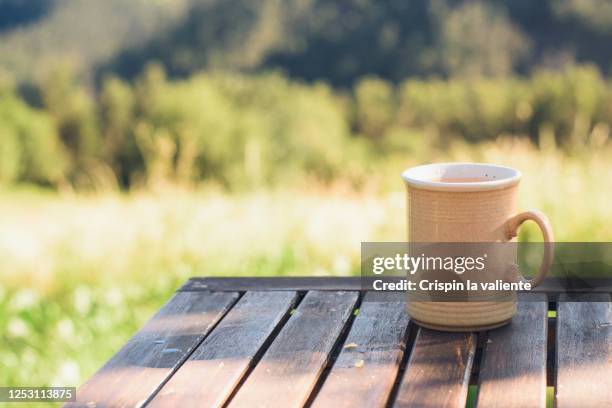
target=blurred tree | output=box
[100,76,138,187]
[38,66,104,187]
[354,77,396,140]
[263,0,436,85]
[553,0,612,34]
[438,1,529,77]
[0,90,67,185]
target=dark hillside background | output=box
[3,0,612,86]
[0,0,52,31]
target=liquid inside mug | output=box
[401,162,554,331]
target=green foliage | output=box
[552,0,612,33]
[397,65,611,145]
[354,77,396,139]
[39,68,101,161]
[0,65,611,190]
[0,91,66,185]
[439,1,529,78]
[128,67,356,188]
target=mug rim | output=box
[401,162,521,192]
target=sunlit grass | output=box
[0,187,400,392]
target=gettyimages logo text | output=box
[371,253,488,275]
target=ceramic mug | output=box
[401,162,554,331]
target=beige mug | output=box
[401,162,554,331]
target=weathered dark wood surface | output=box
[311,293,411,408]
[149,291,298,408]
[393,330,476,408]
[228,290,359,408]
[556,294,612,408]
[70,277,612,408]
[180,276,612,294]
[477,294,548,408]
[180,277,362,292]
[66,291,239,408]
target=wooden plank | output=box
[149,291,298,408]
[180,276,612,293]
[227,290,359,408]
[476,295,548,408]
[180,277,362,292]
[556,294,612,407]
[311,293,410,408]
[393,329,476,408]
[65,291,239,408]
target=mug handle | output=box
[505,210,554,287]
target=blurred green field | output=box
[1,138,611,395]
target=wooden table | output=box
[67,277,612,408]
